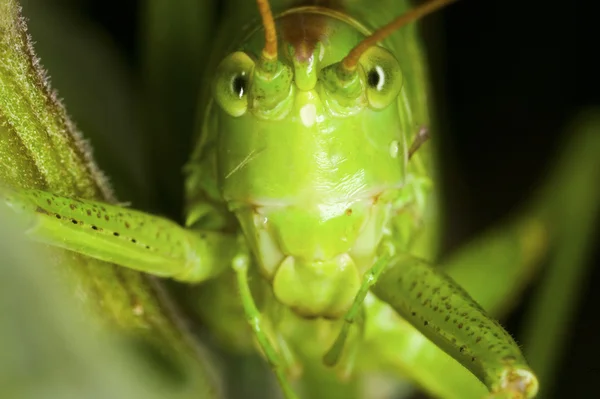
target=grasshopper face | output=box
[211,9,408,318]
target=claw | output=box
[487,366,539,399]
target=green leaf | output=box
[19,0,152,206]
[0,2,220,397]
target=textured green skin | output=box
[3,1,583,399]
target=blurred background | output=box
[7,0,600,397]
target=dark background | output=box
[439,3,599,398]
[19,0,600,397]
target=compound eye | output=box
[231,75,247,98]
[213,51,255,117]
[358,46,403,110]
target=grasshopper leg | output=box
[231,252,299,399]
[1,187,238,282]
[371,254,538,399]
[354,219,548,398]
[326,244,538,398]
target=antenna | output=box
[256,0,278,62]
[341,0,457,72]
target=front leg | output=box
[2,187,238,282]
[371,253,538,398]
[325,247,538,398]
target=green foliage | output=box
[0,1,220,397]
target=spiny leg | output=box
[231,253,298,399]
[324,244,539,398]
[2,187,237,282]
[355,219,547,399]
[371,254,538,399]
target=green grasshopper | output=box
[1,0,599,398]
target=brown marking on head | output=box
[281,0,343,61]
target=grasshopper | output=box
[1,1,599,398]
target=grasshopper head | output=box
[210,8,411,318]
